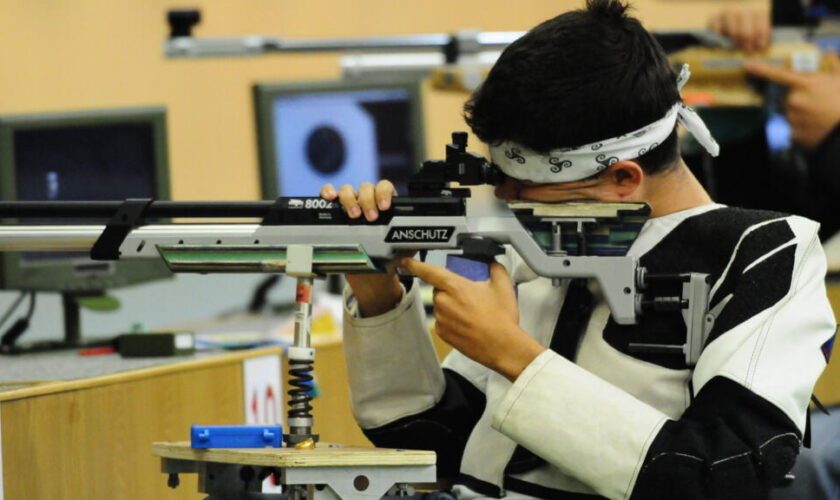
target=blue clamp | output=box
[190,424,283,449]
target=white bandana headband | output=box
[488,64,720,183]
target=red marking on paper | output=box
[264,385,278,424]
[251,389,258,421]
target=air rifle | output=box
[0,132,713,354]
[0,133,650,321]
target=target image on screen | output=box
[254,81,425,198]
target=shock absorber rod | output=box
[287,276,316,444]
[284,245,319,449]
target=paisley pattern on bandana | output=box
[548,157,572,173]
[505,147,526,164]
[595,154,619,169]
[638,142,660,156]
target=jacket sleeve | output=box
[342,281,490,476]
[491,216,836,499]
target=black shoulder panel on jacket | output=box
[707,241,795,343]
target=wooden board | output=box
[153,441,435,468]
[2,361,246,500]
[0,346,284,402]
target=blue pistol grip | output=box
[190,424,283,449]
[446,254,491,282]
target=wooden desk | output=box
[0,348,275,499]
[0,307,436,499]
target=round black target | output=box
[305,126,346,175]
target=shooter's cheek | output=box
[518,186,590,203]
[493,178,521,201]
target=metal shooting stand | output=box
[151,243,437,500]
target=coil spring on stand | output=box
[287,359,314,420]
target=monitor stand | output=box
[0,292,114,355]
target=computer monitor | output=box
[253,80,425,198]
[0,107,172,350]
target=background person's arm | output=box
[708,8,771,52]
[746,56,840,151]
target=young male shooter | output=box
[320,1,837,498]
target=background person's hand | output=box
[746,54,840,150]
[399,258,545,382]
[708,8,771,52]
[320,180,402,317]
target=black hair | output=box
[464,0,680,174]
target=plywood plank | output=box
[153,441,435,467]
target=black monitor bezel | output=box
[253,79,426,200]
[0,106,172,291]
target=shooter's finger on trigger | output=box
[320,184,338,200]
[375,180,396,211]
[358,183,378,221]
[338,184,361,218]
[393,249,417,264]
[489,262,513,289]
[386,250,416,275]
[398,258,460,291]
